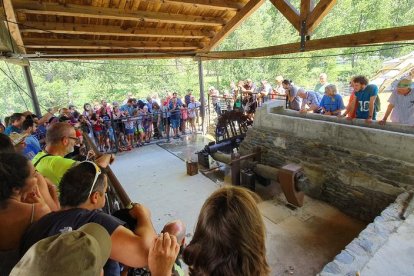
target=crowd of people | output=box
[0,69,413,275]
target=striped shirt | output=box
[388,89,414,125]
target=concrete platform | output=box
[111,141,366,275]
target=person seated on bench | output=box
[0,153,51,275]
[183,186,270,276]
[32,122,114,187]
[20,161,177,276]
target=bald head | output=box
[46,122,75,145]
[162,220,186,245]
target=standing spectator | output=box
[169,96,182,139]
[90,113,104,152]
[208,86,221,116]
[342,76,378,123]
[152,102,162,139]
[379,78,414,125]
[185,89,192,106]
[298,89,323,113]
[98,100,112,118]
[162,98,171,142]
[319,84,345,116]
[122,92,134,105]
[314,73,329,95]
[259,80,272,105]
[120,99,136,116]
[146,96,154,113]
[4,113,25,135]
[282,80,302,111]
[273,75,285,96]
[142,106,152,143]
[180,104,188,135]
[22,119,41,160]
[188,96,199,134]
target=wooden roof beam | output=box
[19,21,216,39]
[306,0,337,33]
[269,0,300,32]
[2,0,26,53]
[197,25,414,59]
[204,0,264,51]
[161,0,243,11]
[13,0,226,26]
[23,38,204,50]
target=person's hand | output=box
[379,119,386,125]
[299,109,307,114]
[148,233,180,276]
[129,203,151,220]
[325,111,332,116]
[365,118,373,124]
[23,185,44,204]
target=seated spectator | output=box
[22,119,41,160]
[319,84,345,116]
[183,186,269,276]
[298,89,323,113]
[32,122,113,187]
[282,80,302,111]
[341,76,379,123]
[379,78,414,126]
[11,223,111,276]
[314,73,329,95]
[20,161,158,275]
[0,153,51,275]
[4,113,25,135]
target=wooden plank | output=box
[13,0,226,26]
[0,21,14,51]
[26,53,194,60]
[269,0,300,32]
[204,0,264,51]
[19,21,216,38]
[306,0,337,33]
[300,0,314,20]
[23,38,203,50]
[161,0,243,11]
[197,25,414,59]
[2,0,26,53]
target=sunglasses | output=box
[81,161,102,198]
[397,83,411,88]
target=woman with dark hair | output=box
[183,186,270,276]
[282,79,302,111]
[0,133,14,153]
[0,153,51,275]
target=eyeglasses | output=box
[397,83,411,88]
[81,161,102,198]
[66,136,79,143]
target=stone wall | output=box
[240,101,414,222]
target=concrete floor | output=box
[111,137,366,275]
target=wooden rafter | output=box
[306,0,337,33]
[269,0,300,32]
[19,21,216,39]
[23,38,203,50]
[197,25,414,59]
[2,0,25,53]
[204,0,264,51]
[13,0,227,26]
[300,0,314,21]
[161,0,243,11]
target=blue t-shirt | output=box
[24,135,42,160]
[355,84,378,119]
[4,125,21,135]
[320,94,345,112]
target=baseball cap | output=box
[9,132,28,146]
[11,223,111,276]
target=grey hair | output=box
[46,122,74,145]
[325,84,337,95]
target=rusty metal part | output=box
[215,110,253,142]
[278,164,305,207]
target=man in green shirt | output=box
[33,122,114,186]
[314,73,329,96]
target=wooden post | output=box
[198,59,206,134]
[231,152,241,186]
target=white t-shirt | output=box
[188,102,200,118]
[388,89,414,125]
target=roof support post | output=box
[198,59,205,134]
[22,65,41,117]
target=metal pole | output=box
[198,60,205,134]
[22,65,41,117]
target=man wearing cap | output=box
[379,78,414,126]
[20,162,176,276]
[32,122,113,186]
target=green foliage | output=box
[0,0,413,120]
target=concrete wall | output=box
[240,101,414,222]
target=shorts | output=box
[163,117,170,126]
[170,118,180,129]
[94,130,102,136]
[125,128,134,135]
